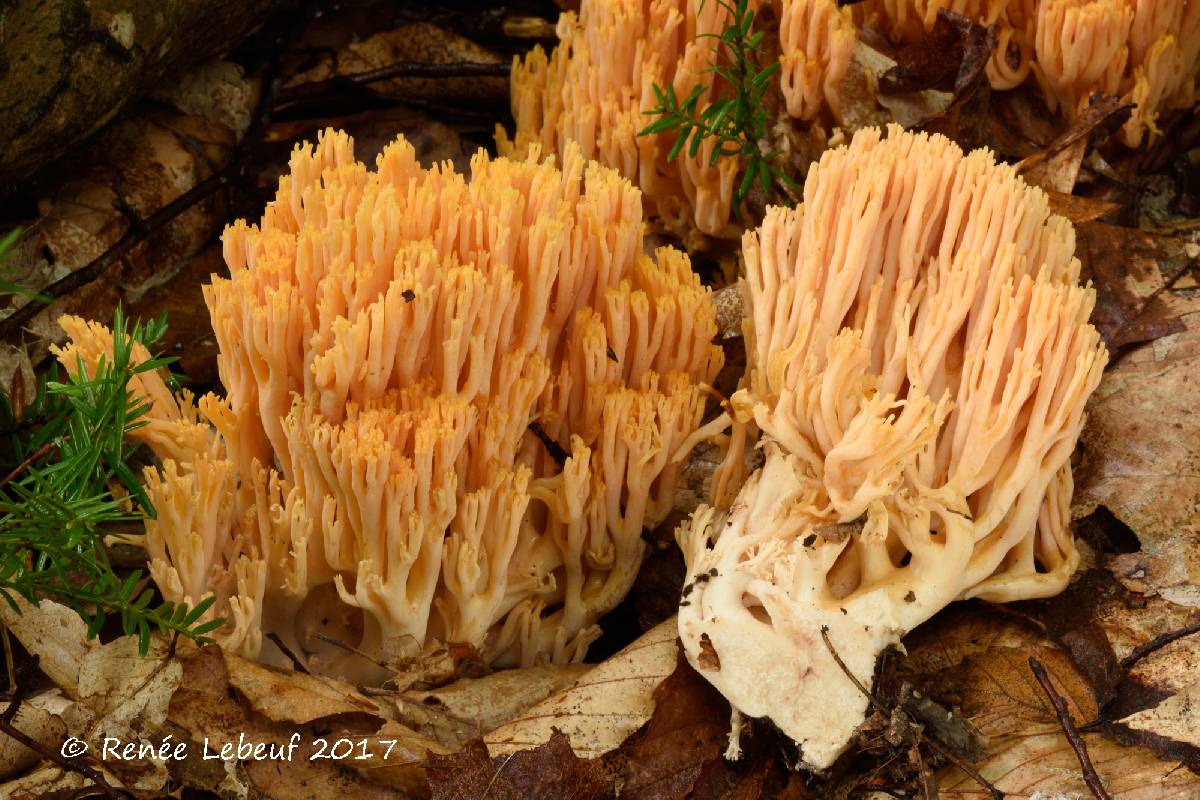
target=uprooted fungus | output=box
[57,130,723,679]
[675,126,1107,769]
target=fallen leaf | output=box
[935,731,1199,799]
[485,619,679,758]
[285,23,507,108]
[1017,95,1133,195]
[0,764,89,799]
[1119,682,1200,749]
[878,11,995,97]
[150,59,261,138]
[168,645,421,799]
[1077,221,1195,350]
[1074,281,1200,603]
[615,650,729,800]
[6,102,237,355]
[1046,191,1121,224]
[75,636,182,792]
[399,663,590,749]
[427,731,613,800]
[902,604,1199,798]
[223,647,381,724]
[0,691,71,781]
[0,597,97,698]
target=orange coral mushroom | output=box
[676,125,1107,768]
[58,131,722,679]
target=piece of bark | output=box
[0,0,290,188]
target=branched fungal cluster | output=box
[58,132,723,678]
[676,125,1107,769]
[502,0,1200,243]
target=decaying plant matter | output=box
[675,125,1108,769]
[57,130,723,679]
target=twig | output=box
[277,61,510,104]
[312,631,389,670]
[1119,620,1200,670]
[1028,656,1111,800]
[1105,254,1197,368]
[266,632,310,674]
[820,628,1004,800]
[0,438,55,491]
[527,422,568,466]
[0,61,281,344]
[0,624,13,693]
[0,171,232,341]
[0,667,126,798]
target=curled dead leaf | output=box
[485,618,679,758]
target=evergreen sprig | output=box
[638,0,796,209]
[0,231,223,654]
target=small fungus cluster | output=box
[56,132,722,679]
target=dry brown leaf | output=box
[168,646,420,799]
[222,648,381,724]
[1074,283,1200,604]
[485,618,679,758]
[902,605,1199,798]
[0,598,97,697]
[936,731,1198,798]
[1120,682,1200,749]
[150,59,261,138]
[0,764,89,800]
[1046,191,1121,224]
[6,103,237,353]
[286,23,506,107]
[1095,596,1200,696]
[1077,221,1196,350]
[0,692,71,781]
[398,663,590,749]
[838,42,945,131]
[615,650,729,800]
[69,636,181,792]
[1017,95,1133,195]
[877,11,995,99]
[427,731,612,800]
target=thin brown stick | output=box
[1119,620,1200,670]
[0,65,280,344]
[0,441,56,491]
[820,628,1004,800]
[266,632,310,674]
[1028,656,1111,800]
[1107,256,1197,368]
[0,678,126,798]
[528,422,568,466]
[277,61,510,104]
[312,631,389,670]
[0,624,13,693]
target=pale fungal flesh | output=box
[675,125,1107,770]
[56,130,723,680]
